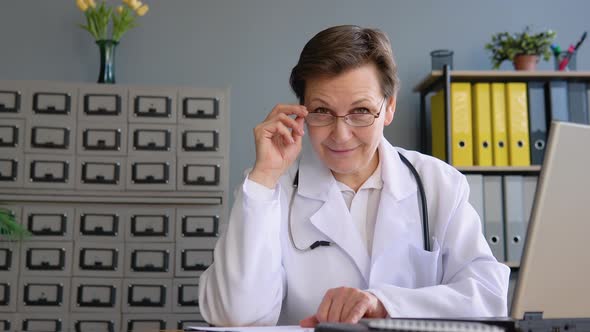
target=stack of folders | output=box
[465,174,537,309]
[464,174,537,264]
[431,81,590,166]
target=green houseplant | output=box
[485,26,556,70]
[0,207,30,241]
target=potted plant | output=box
[485,26,556,70]
[0,207,30,241]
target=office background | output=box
[1,0,588,199]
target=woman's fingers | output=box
[267,105,307,135]
[263,120,295,145]
[316,288,349,323]
[294,116,305,136]
[250,104,306,188]
[267,104,308,121]
[341,295,363,323]
[328,297,346,323]
[299,315,319,328]
[313,288,382,325]
[343,297,370,323]
[256,114,304,144]
[276,113,305,136]
[316,290,334,323]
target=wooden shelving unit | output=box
[456,166,542,174]
[412,69,590,275]
[504,262,520,269]
[414,70,590,94]
[413,67,590,166]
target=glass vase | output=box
[96,39,118,84]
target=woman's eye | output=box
[351,108,371,114]
[312,108,331,114]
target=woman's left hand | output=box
[299,287,388,327]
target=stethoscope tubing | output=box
[288,151,431,252]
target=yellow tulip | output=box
[116,5,124,14]
[121,0,130,4]
[128,0,142,10]
[85,0,96,8]
[76,0,89,12]
[135,4,149,16]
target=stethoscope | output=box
[287,152,431,252]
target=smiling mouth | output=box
[327,146,357,153]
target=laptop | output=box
[316,121,590,332]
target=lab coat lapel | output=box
[309,185,371,282]
[371,139,421,264]
[297,141,371,282]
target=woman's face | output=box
[304,63,396,177]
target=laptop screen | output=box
[511,121,590,319]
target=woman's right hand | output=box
[249,104,308,189]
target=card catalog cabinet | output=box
[0,80,229,331]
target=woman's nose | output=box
[330,118,353,143]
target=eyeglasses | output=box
[305,97,386,127]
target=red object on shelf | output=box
[558,45,575,71]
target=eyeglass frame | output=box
[304,96,387,127]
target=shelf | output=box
[456,166,542,174]
[414,70,590,93]
[0,189,224,205]
[504,262,520,269]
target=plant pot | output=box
[513,54,539,71]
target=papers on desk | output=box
[186,325,313,332]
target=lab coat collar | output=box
[295,136,420,282]
[297,138,369,280]
[371,138,424,264]
[379,137,418,201]
[308,186,371,282]
[297,139,335,201]
[370,190,420,266]
[336,159,382,193]
[297,136,417,202]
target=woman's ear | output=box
[384,95,396,126]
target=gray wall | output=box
[1,0,589,200]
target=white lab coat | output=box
[198,136,510,326]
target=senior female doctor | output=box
[198,25,510,327]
